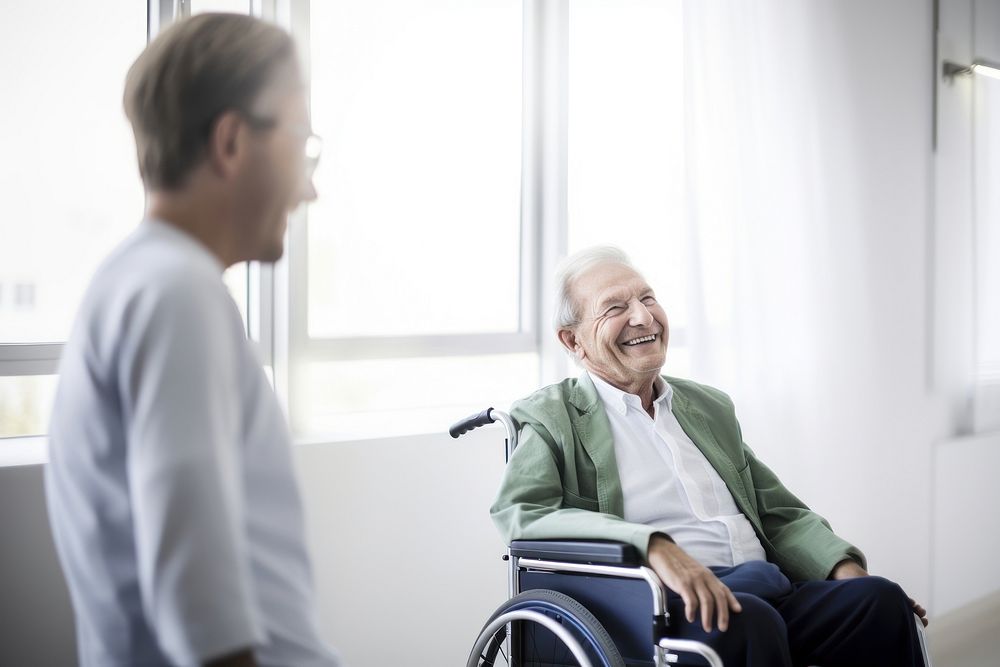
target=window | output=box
[0,0,147,437]
[0,1,255,440]
[975,74,1000,380]
[0,376,58,439]
[191,0,255,334]
[972,72,1000,431]
[189,0,251,13]
[0,2,146,344]
[13,283,37,310]
[289,0,535,436]
[1,0,690,442]
[934,0,1000,435]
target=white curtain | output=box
[683,3,838,464]
[678,0,938,569]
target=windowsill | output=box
[0,405,508,468]
[0,435,48,467]
[292,403,511,445]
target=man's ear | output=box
[206,110,245,179]
[558,328,584,359]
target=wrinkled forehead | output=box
[573,262,653,309]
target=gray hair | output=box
[123,13,297,190]
[553,246,635,331]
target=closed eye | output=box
[603,304,626,317]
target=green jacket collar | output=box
[567,372,752,521]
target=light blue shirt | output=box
[46,220,340,667]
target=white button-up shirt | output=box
[589,372,766,567]
[46,220,340,667]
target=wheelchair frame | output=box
[452,408,723,667]
[505,548,724,666]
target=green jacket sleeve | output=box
[489,414,659,559]
[744,443,867,581]
[683,380,867,581]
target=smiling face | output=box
[558,261,669,395]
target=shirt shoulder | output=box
[102,225,223,296]
[88,226,234,327]
[66,224,243,381]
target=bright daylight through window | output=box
[1,0,691,442]
[0,1,145,437]
[296,0,534,437]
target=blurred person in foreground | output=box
[492,245,928,667]
[46,14,339,667]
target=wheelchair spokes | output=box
[469,590,624,667]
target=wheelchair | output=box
[451,407,933,667]
[451,407,724,667]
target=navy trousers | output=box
[664,561,924,667]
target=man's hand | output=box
[830,559,928,627]
[830,559,868,580]
[646,534,742,632]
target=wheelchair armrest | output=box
[509,539,642,566]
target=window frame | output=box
[274,0,573,433]
[934,0,1000,437]
[0,0,269,439]
[0,0,593,441]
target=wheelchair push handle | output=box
[450,407,519,461]
[449,407,497,438]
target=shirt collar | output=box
[142,217,226,275]
[587,371,673,416]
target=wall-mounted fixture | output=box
[943,59,1000,80]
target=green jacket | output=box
[490,374,865,582]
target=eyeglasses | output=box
[241,112,322,180]
[302,133,322,181]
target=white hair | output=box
[553,245,635,331]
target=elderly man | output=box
[492,246,927,666]
[46,15,338,667]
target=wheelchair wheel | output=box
[468,589,625,667]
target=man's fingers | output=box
[713,587,730,632]
[726,588,743,613]
[908,597,929,626]
[681,589,698,624]
[696,584,716,633]
[700,598,714,632]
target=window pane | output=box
[295,353,538,438]
[306,0,522,338]
[0,2,146,344]
[0,375,58,438]
[189,1,250,14]
[182,0,253,339]
[222,263,249,332]
[976,76,1000,379]
[567,0,688,331]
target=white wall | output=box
[0,428,511,667]
[293,429,510,666]
[931,432,1000,616]
[0,464,77,666]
